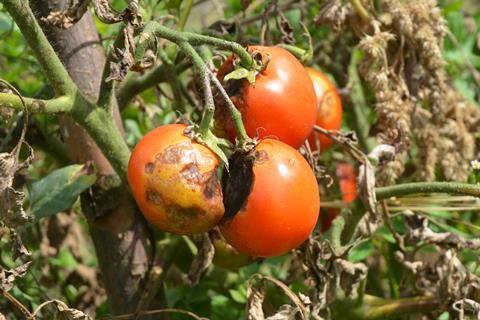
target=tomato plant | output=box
[220,139,320,257]
[306,68,343,152]
[217,46,317,149]
[127,124,224,235]
[321,162,357,231]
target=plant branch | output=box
[98,26,126,109]
[116,61,191,109]
[0,93,72,113]
[177,41,214,136]
[177,0,194,32]
[361,295,439,319]
[138,21,253,68]
[376,182,480,200]
[209,72,249,143]
[1,0,75,95]
[349,0,371,24]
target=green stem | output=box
[177,41,213,137]
[98,26,126,109]
[209,73,249,144]
[70,93,131,181]
[116,61,191,109]
[138,21,253,68]
[1,0,75,95]
[334,295,439,319]
[0,93,72,113]
[177,0,194,32]
[376,182,480,200]
[350,0,371,24]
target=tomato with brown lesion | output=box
[220,139,320,258]
[128,124,224,235]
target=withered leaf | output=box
[54,299,92,320]
[278,13,295,45]
[92,0,142,26]
[0,261,31,292]
[41,0,91,29]
[246,278,266,320]
[187,233,215,286]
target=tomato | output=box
[220,139,320,257]
[212,236,254,270]
[320,163,357,232]
[306,68,343,152]
[127,124,224,235]
[217,46,317,149]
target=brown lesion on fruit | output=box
[253,149,269,164]
[155,142,190,165]
[145,189,163,206]
[180,163,202,186]
[203,170,222,200]
[145,162,155,174]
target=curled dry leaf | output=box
[336,259,368,299]
[54,299,92,320]
[452,299,480,319]
[246,277,266,320]
[0,261,31,292]
[106,25,136,82]
[187,233,215,286]
[92,0,142,26]
[405,216,480,250]
[0,80,33,259]
[41,0,90,29]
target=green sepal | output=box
[224,67,257,85]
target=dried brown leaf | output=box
[92,0,142,26]
[41,0,90,29]
[0,261,31,292]
[246,278,266,320]
[187,233,214,286]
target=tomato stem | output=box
[209,73,250,144]
[376,181,480,200]
[137,21,254,69]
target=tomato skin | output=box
[220,139,320,257]
[127,124,224,235]
[306,68,343,152]
[217,46,317,149]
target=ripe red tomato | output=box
[127,124,224,235]
[217,46,317,149]
[320,163,357,232]
[220,139,320,257]
[306,68,343,152]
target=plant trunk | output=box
[29,0,155,315]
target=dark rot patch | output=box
[203,170,222,200]
[180,163,202,185]
[156,143,188,164]
[222,150,255,220]
[145,162,155,174]
[145,189,163,206]
[253,150,269,164]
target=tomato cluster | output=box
[127,45,347,260]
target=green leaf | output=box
[229,288,247,304]
[348,240,373,262]
[224,67,256,84]
[28,164,96,219]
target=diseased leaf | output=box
[187,233,215,286]
[41,0,90,29]
[28,164,96,219]
[0,261,31,292]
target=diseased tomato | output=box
[127,124,224,235]
[320,163,357,232]
[306,68,343,152]
[217,46,317,149]
[220,139,320,257]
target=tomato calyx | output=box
[183,125,232,167]
[223,50,271,85]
